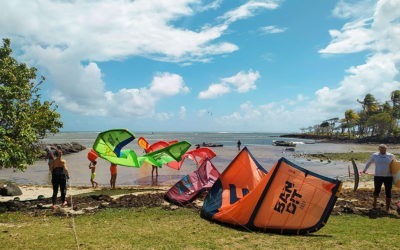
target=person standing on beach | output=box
[110,163,117,189]
[362,144,395,212]
[237,140,242,151]
[50,150,70,208]
[89,160,98,188]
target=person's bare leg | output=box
[111,174,117,189]
[386,198,391,212]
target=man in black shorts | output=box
[362,144,395,212]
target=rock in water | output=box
[0,181,22,196]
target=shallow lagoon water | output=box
[2,131,394,186]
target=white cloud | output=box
[316,0,400,115]
[217,101,297,132]
[198,83,231,99]
[216,0,400,132]
[314,53,400,113]
[179,106,187,119]
[149,73,189,96]
[195,0,223,12]
[260,25,287,34]
[319,18,375,54]
[223,70,259,93]
[332,0,376,19]
[0,0,280,123]
[198,69,260,99]
[221,0,280,24]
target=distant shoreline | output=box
[280,133,400,144]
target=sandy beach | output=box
[1,141,396,202]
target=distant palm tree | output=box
[341,109,360,138]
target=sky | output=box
[1,0,399,133]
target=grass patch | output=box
[0,207,399,249]
[298,152,400,162]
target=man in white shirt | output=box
[362,144,395,212]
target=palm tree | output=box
[358,93,379,115]
[391,90,400,128]
[341,109,360,138]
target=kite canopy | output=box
[165,159,220,205]
[93,129,191,167]
[138,141,192,167]
[201,147,342,234]
[138,137,179,153]
[93,129,135,158]
[167,147,216,170]
[138,137,207,170]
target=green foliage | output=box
[0,38,63,171]
[367,112,393,136]
[308,91,400,138]
[320,121,330,127]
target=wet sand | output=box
[0,142,396,188]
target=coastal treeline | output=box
[300,91,400,140]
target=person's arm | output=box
[363,156,374,173]
[62,160,70,178]
[50,160,55,172]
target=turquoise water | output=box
[43,131,311,148]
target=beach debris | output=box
[397,201,400,215]
[54,207,67,216]
[0,187,397,219]
[0,181,22,196]
[99,202,110,208]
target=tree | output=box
[325,117,339,135]
[341,109,360,138]
[367,112,393,136]
[391,90,400,127]
[0,38,63,171]
[358,93,379,115]
[320,121,330,135]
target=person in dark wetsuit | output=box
[50,150,70,208]
[237,140,242,151]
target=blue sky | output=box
[1,0,399,132]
